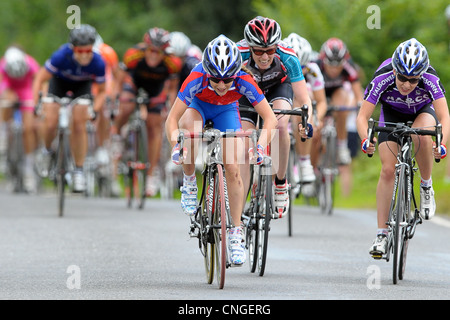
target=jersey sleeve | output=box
[177,64,205,105]
[235,72,265,106]
[278,44,305,83]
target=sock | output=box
[275,176,286,185]
[420,177,432,188]
[376,228,389,236]
[183,172,196,185]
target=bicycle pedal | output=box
[371,254,383,260]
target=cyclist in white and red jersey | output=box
[317,37,364,165]
[238,16,312,218]
[356,38,449,257]
[284,33,327,195]
[165,35,277,265]
[0,46,40,192]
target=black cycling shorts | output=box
[239,80,293,126]
[377,103,438,144]
[48,76,92,98]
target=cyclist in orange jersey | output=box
[113,27,182,197]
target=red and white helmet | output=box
[244,16,281,47]
[143,27,171,50]
[320,37,349,66]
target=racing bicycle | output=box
[366,118,442,284]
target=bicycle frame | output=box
[367,119,441,284]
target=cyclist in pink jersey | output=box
[0,46,40,192]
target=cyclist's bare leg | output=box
[178,108,202,176]
[272,99,291,180]
[377,141,398,229]
[113,90,135,134]
[42,102,59,150]
[239,120,256,206]
[70,104,89,168]
[412,113,436,180]
[223,136,245,226]
[330,88,350,141]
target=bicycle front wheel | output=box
[247,164,259,273]
[392,165,408,284]
[212,164,228,289]
[201,170,215,284]
[56,132,68,217]
[257,170,272,277]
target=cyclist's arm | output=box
[166,77,180,109]
[433,97,450,146]
[93,82,106,113]
[253,98,278,149]
[356,100,376,142]
[165,97,188,148]
[312,88,327,124]
[32,67,52,106]
[292,79,312,118]
[350,80,364,105]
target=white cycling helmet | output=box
[169,31,192,57]
[284,33,312,66]
[392,38,429,76]
[4,47,28,78]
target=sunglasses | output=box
[209,76,235,84]
[73,47,93,54]
[251,47,277,56]
[147,47,163,54]
[396,73,421,84]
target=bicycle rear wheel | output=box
[212,164,228,289]
[257,170,272,276]
[318,133,336,215]
[286,145,297,237]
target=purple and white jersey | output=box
[364,58,445,114]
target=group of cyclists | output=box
[0,15,448,266]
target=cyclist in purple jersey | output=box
[238,16,312,218]
[356,38,449,257]
[32,24,106,193]
[165,35,278,265]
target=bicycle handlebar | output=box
[367,118,443,163]
[35,92,95,120]
[239,104,310,141]
[177,129,259,163]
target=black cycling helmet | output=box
[69,24,97,46]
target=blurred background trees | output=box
[0,0,448,89]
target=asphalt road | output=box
[1,186,450,303]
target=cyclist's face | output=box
[250,45,277,70]
[394,70,420,96]
[323,62,343,78]
[145,46,164,67]
[73,45,94,66]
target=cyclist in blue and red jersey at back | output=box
[113,27,182,197]
[165,35,278,265]
[32,24,106,193]
[237,16,313,218]
[317,37,364,165]
[356,38,449,258]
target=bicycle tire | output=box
[319,133,336,215]
[201,171,215,284]
[257,170,272,277]
[393,165,407,284]
[56,132,67,217]
[398,167,412,280]
[213,164,227,289]
[247,164,259,273]
[286,145,296,237]
[135,121,149,209]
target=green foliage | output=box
[252,0,450,89]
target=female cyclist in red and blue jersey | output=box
[165,35,277,265]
